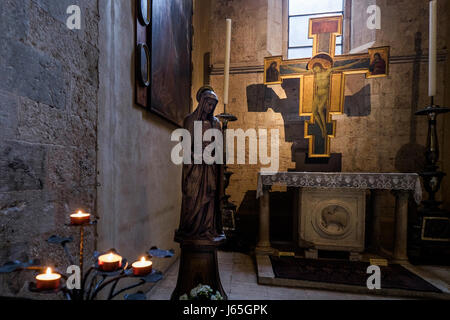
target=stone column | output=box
[393,191,409,262]
[256,185,275,254]
[370,190,383,252]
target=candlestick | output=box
[36,267,61,290]
[70,210,91,225]
[98,252,122,272]
[429,0,437,97]
[79,224,84,284]
[223,18,232,113]
[132,257,153,276]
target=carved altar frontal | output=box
[299,188,366,252]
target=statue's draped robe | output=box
[177,104,222,241]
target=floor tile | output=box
[147,250,425,300]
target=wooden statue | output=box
[172,87,227,300]
[175,87,225,242]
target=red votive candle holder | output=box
[36,268,61,290]
[70,210,91,225]
[132,257,153,276]
[98,252,122,272]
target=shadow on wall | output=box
[247,79,307,162]
[246,78,372,168]
[395,32,426,173]
[344,84,371,117]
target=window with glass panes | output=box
[288,0,344,59]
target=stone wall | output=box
[192,0,212,104]
[193,0,449,248]
[0,0,99,297]
[96,0,182,294]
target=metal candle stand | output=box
[409,97,450,264]
[0,217,174,300]
[217,111,239,249]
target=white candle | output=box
[70,210,91,225]
[36,267,61,290]
[98,252,122,272]
[132,257,153,276]
[223,19,232,110]
[429,0,437,97]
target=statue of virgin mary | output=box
[175,87,225,242]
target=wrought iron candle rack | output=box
[0,217,174,300]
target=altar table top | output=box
[257,172,422,204]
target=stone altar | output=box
[256,172,422,262]
[299,188,366,256]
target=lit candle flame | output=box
[74,211,88,216]
[100,252,122,263]
[71,211,90,218]
[36,266,60,289]
[132,256,152,275]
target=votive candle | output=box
[36,267,61,290]
[132,257,153,276]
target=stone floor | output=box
[147,251,415,300]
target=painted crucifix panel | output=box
[265,16,389,158]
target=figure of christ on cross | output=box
[280,54,366,155]
[308,55,365,139]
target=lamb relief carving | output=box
[320,205,349,235]
[300,189,366,252]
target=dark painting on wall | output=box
[150,0,192,127]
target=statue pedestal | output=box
[171,237,228,300]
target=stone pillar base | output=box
[349,252,362,261]
[255,245,276,255]
[305,248,318,259]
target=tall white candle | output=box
[429,0,437,97]
[223,19,232,111]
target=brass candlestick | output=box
[414,97,449,206]
[409,97,450,264]
[217,110,238,232]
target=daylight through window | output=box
[288,0,344,59]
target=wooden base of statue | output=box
[171,236,228,300]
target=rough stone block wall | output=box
[0,0,99,298]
